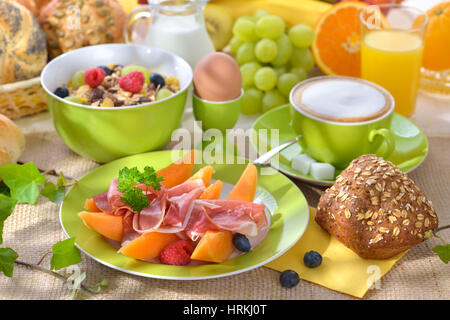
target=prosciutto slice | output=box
[92,192,112,213]
[184,204,220,241]
[157,187,205,233]
[121,210,140,246]
[107,178,127,210]
[182,200,267,240]
[201,200,267,237]
[132,190,168,233]
[167,179,205,199]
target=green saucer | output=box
[60,150,309,280]
[250,104,429,187]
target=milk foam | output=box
[301,80,387,119]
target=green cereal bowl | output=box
[41,44,193,163]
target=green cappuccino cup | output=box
[289,76,396,169]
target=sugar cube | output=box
[280,143,303,163]
[291,154,316,175]
[310,162,335,180]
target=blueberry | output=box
[232,233,251,252]
[54,86,69,98]
[279,270,299,288]
[150,73,165,88]
[303,251,322,268]
[98,65,113,76]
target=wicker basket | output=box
[0,77,48,120]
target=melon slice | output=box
[157,150,197,189]
[226,163,258,202]
[190,230,234,263]
[118,232,179,260]
[78,211,123,242]
[188,165,214,187]
[199,180,223,200]
[84,198,101,212]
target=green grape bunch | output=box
[229,9,316,115]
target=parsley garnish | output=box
[117,166,164,212]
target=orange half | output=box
[312,1,370,77]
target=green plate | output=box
[250,104,429,187]
[60,150,309,280]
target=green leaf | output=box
[57,172,67,188]
[88,277,108,294]
[0,182,10,197]
[0,163,46,204]
[40,182,66,204]
[0,194,17,244]
[72,271,86,299]
[50,237,82,271]
[433,244,450,264]
[0,248,19,277]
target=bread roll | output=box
[14,0,38,16]
[14,0,51,15]
[0,114,25,166]
[0,0,48,84]
[316,154,439,259]
[39,0,127,59]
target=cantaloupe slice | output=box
[84,198,101,212]
[78,211,123,242]
[118,232,179,260]
[199,180,223,200]
[157,150,197,189]
[226,163,257,202]
[188,165,214,187]
[190,230,234,263]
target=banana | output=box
[208,0,332,27]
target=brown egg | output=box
[193,52,242,102]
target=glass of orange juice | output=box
[360,4,428,118]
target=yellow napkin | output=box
[265,207,406,298]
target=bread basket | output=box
[0,76,48,120]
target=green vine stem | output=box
[435,225,450,234]
[14,260,98,294]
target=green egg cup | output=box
[192,89,243,133]
[192,89,243,159]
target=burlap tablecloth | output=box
[1,91,449,300]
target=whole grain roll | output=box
[14,0,52,16]
[0,0,48,84]
[0,114,25,166]
[39,0,127,59]
[316,154,439,260]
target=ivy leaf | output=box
[0,248,19,277]
[88,278,108,294]
[72,271,86,300]
[0,182,10,197]
[57,172,67,188]
[41,182,66,204]
[0,163,46,204]
[0,194,17,244]
[50,237,82,271]
[433,244,450,264]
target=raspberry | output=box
[119,71,145,93]
[84,68,105,88]
[159,240,193,266]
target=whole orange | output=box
[421,2,450,71]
